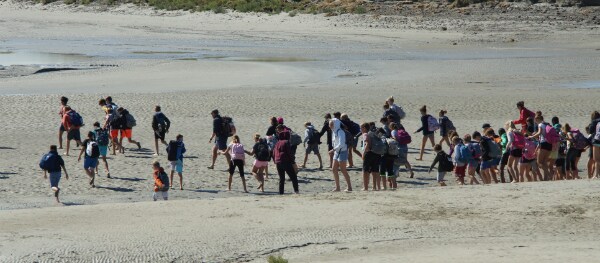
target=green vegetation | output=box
[267,255,289,263]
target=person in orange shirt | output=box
[152,161,169,201]
[62,106,83,156]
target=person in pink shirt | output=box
[221,135,249,193]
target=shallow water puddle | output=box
[0,50,92,66]
[562,81,600,89]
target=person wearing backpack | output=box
[360,123,382,191]
[92,122,111,179]
[58,96,69,150]
[152,161,169,201]
[78,131,100,188]
[382,126,401,190]
[273,126,299,194]
[301,122,323,170]
[414,105,437,161]
[61,106,83,156]
[562,124,585,180]
[209,110,231,170]
[386,96,406,123]
[529,115,558,181]
[587,111,600,179]
[519,138,538,182]
[328,120,353,192]
[166,134,186,190]
[116,107,141,153]
[40,145,69,203]
[452,137,467,185]
[498,128,512,183]
[340,114,363,168]
[428,144,454,186]
[152,106,171,156]
[390,123,415,179]
[382,103,400,127]
[463,134,481,185]
[438,110,456,149]
[247,134,270,192]
[480,129,501,184]
[101,107,122,156]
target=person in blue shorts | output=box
[78,131,100,188]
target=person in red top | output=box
[62,106,82,156]
[152,161,169,201]
[58,96,69,149]
[513,101,535,133]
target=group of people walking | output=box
[39,96,600,204]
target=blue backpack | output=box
[94,128,110,146]
[68,111,83,127]
[456,144,472,163]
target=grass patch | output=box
[267,255,289,263]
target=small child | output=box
[452,136,467,185]
[166,134,186,190]
[248,134,269,192]
[301,122,323,170]
[221,135,248,192]
[152,161,169,201]
[464,134,481,185]
[429,144,452,186]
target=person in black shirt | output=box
[208,109,231,169]
[40,145,69,203]
[320,113,333,168]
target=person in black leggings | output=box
[273,126,299,194]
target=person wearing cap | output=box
[208,109,231,169]
[482,123,492,132]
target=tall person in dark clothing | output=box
[266,117,278,137]
[152,106,171,156]
[208,109,231,169]
[274,125,299,194]
[320,113,333,169]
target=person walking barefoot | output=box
[57,96,69,149]
[152,106,171,156]
[414,105,437,160]
[329,120,352,192]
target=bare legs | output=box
[332,160,352,192]
[417,134,435,160]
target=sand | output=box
[1,0,600,261]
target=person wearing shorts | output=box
[209,110,231,169]
[40,145,69,203]
[361,123,381,191]
[330,120,352,192]
[78,132,99,188]
[116,108,141,153]
[92,122,111,179]
[167,134,186,190]
[301,122,323,170]
[62,106,82,156]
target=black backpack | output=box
[157,171,170,191]
[222,116,234,137]
[306,127,321,144]
[167,140,179,161]
[438,152,454,172]
[256,141,271,161]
